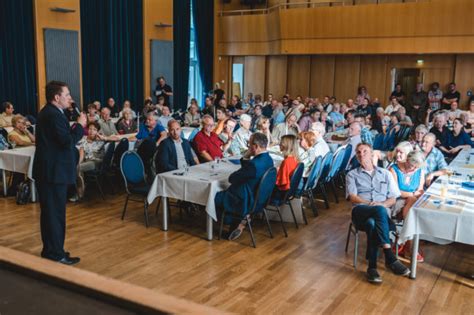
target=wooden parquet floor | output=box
[0,190,472,314]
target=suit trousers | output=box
[38,182,68,260]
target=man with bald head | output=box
[155,120,199,174]
[421,133,448,186]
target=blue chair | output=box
[83,141,115,199]
[372,133,384,150]
[316,152,333,209]
[187,128,199,142]
[267,163,305,230]
[299,156,323,217]
[325,146,346,204]
[218,167,277,248]
[120,151,151,227]
[112,138,129,169]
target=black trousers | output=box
[38,182,68,260]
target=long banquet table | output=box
[0,146,37,202]
[146,152,296,241]
[399,147,474,279]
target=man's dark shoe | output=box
[228,228,243,241]
[58,256,80,265]
[387,260,410,276]
[367,268,383,284]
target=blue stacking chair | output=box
[218,167,277,248]
[372,133,384,150]
[316,152,333,209]
[266,163,305,230]
[120,151,151,227]
[299,156,323,217]
[325,146,346,204]
[83,142,115,199]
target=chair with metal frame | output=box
[299,156,323,217]
[218,167,277,248]
[316,151,333,209]
[120,151,151,227]
[267,163,305,229]
[83,142,115,199]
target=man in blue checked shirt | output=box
[421,133,448,186]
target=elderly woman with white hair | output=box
[310,121,330,158]
[389,150,426,262]
[229,114,253,155]
[116,108,138,134]
[410,124,429,150]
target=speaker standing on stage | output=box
[33,81,87,265]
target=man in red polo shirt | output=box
[193,115,232,162]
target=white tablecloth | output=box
[399,148,474,245]
[147,161,240,220]
[0,146,35,179]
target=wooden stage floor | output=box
[0,191,472,314]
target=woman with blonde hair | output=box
[8,114,35,147]
[273,135,300,201]
[389,150,426,262]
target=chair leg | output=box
[300,199,308,225]
[354,231,359,269]
[121,195,129,220]
[331,180,339,204]
[96,177,105,200]
[247,219,257,248]
[288,201,299,229]
[218,210,226,240]
[321,184,330,209]
[144,201,150,228]
[262,209,274,238]
[309,190,318,217]
[345,223,352,253]
[276,206,288,237]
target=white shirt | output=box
[173,138,188,167]
[313,137,330,158]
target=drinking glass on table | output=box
[182,162,189,174]
[446,168,454,185]
[10,141,16,149]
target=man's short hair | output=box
[167,119,180,129]
[87,121,100,130]
[101,107,111,114]
[240,114,251,122]
[356,142,372,151]
[250,132,268,149]
[146,112,157,120]
[424,132,436,143]
[45,81,68,103]
[415,124,428,133]
[1,101,12,112]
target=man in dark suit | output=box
[33,81,86,265]
[215,132,274,240]
[155,120,199,173]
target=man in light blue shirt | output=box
[421,133,448,186]
[346,143,410,283]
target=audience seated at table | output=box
[0,102,15,127]
[215,132,274,241]
[8,115,35,147]
[410,124,429,151]
[193,115,231,162]
[218,118,236,157]
[346,143,410,283]
[229,114,252,156]
[310,122,330,158]
[429,112,449,146]
[298,131,317,178]
[98,107,118,137]
[272,110,299,142]
[389,149,426,262]
[273,135,300,201]
[116,108,138,135]
[158,105,173,128]
[135,113,167,145]
[439,118,474,159]
[118,100,137,119]
[421,133,448,186]
[184,100,201,127]
[74,122,106,199]
[155,120,198,174]
[255,117,276,147]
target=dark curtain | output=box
[173,0,191,111]
[81,0,143,111]
[0,0,37,115]
[192,0,214,103]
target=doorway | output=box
[393,68,423,99]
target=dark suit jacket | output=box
[155,137,196,174]
[33,103,84,185]
[219,152,274,216]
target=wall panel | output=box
[310,56,335,99]
[454,55,474,108]
[244,56,266,97]
[359,55,388,103]
[334,56,360,103]
[287,56,311,98]
[265,56,288,98]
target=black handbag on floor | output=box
[16,180,31,205]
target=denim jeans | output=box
[352,205,393,264]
